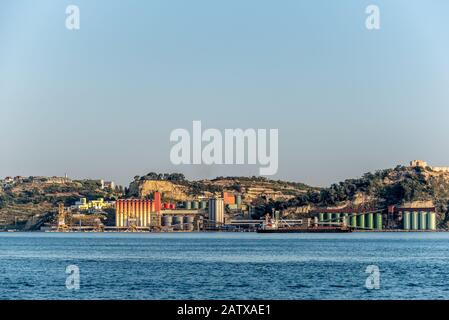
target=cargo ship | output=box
[256,216,352,233]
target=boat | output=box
[256,215,352,233]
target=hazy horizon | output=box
[1,0,449,187]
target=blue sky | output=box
[1,0,449,187]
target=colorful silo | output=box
[235,195,242,206]
[375,213,382,230]
[350,214,357,228]
[428,212,436,230]
[173,216,183,230]
[162,215,173,227]
[358,213,365,229]
[411,212,419,230]
[419,211,427,230]
[319,213,324,222]
[403,211,410,230]
[366,213,373,230]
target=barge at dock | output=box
[256,215,352,233]
[257,226,352,233]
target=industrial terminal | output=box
[47,191,439,233]
[2,160,446,233]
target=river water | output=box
[1,232,449,300]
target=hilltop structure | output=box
[410,160,449,173]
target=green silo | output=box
[367,213,374,230]
[419,211,427,230]
[319,213,324,223]
[335,213,341,224]
[343,213,349,226]
[375,213,382,230]
[411,212,419,230]
[326,213,332,223]
[358,214,365,229]
[403,211,410,230]
[235,195,242,206]
[350,214,357,228]
[428,212,436,231]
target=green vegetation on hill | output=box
[0,178,123,229]
[258,166,449,226]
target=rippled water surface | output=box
[1,232,449,300]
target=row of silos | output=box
[162,215,195,231]
[402,211,436,230]
[182,201,208,210]
[318,212,383,230]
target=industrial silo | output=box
[200,201,207,209]
[419,211,427,230]
[319,213,324,223]
[367,213,374,230]
[183,216,194,231]
[375,213,382,230]
[350,214,357,228]
[192,201,199,210]
[403,211,410,230]
[184,201,191,210]
[335,213,341,224]
[358,214,365,229]
[343,213,349,226]
[162,215,173,227]
[173,216,184,230]
[428,212,436,230]
[235,195,242,206]
[411,212,419,230]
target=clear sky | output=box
[1,0,449,187]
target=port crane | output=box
[56,203,71,232]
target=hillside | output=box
[0,177,121,230]
[3,163,449,230]
[127,172,316,203]
[267,165,449,226]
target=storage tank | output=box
[403,211,410,230]
[350,214,357,228]
[235,195,242,206]
[183,216,194,231]
[192,201,199,210]
[375,213,382,230]
[184,201,191,210]
[428,212,436,230]
[173,216,184,230]
[367,213,374,230]
[275,211,280,221]
[411,212,419,230]
[343,213,349,226]
[162,215,173,227]
[319,213,324,223]
[358,214,365,229]
[334,213,341,224]
[419,211,427,230]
